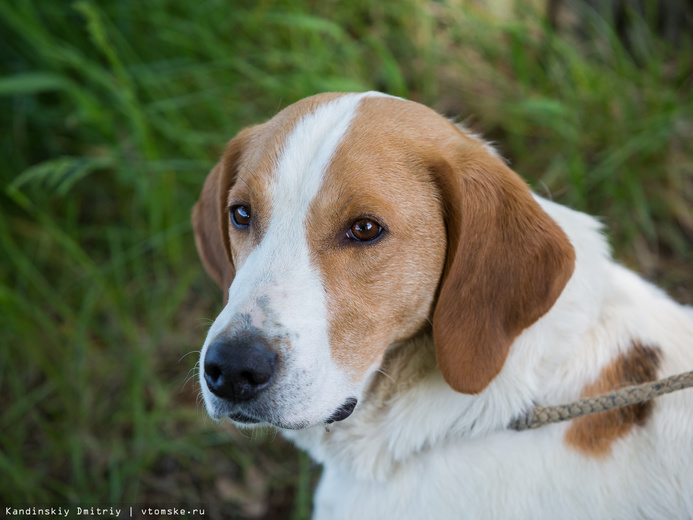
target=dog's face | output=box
[193,92,575,430]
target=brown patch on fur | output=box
[311,95,575,391]
[367,333,438,406]
[565,341,662,457]
[192,136,248,299]
[308,98,448,380]
[431,148,576,394]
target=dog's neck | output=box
[283,196,611,480]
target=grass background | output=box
[1,0,692,518]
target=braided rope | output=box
[509,370,693,431]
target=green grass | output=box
[1,1,691,518]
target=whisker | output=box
[179,350,200,363]
[195,320,213,330]
[377,367,397,384]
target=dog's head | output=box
[192,92,575,429]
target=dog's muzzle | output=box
[202,330,359,429]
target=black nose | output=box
[203,335,278,402]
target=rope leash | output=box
[509,370,693,431]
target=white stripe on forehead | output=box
[223,92,393,303]
[270,91,394,218]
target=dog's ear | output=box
[431,145,575,394]
[192,130,252,304]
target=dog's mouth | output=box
[227,411,307,430]
[225,397,359,429]
[225,406,310,430]
[228,411,261,424]
[326,397,358,424]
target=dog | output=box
[192,92,693,519]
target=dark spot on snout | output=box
[326,397,358,424]
[204,334,278,402]
[256,294,270,309]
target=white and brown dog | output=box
[193,92,693,519]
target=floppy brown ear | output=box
[431,149,575,394]
[192,130,252,304]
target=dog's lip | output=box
[228,411,311,430]
[325,397,358,424]
[228,411,261,424]
[222,398,359,430]
[227,408,306,429]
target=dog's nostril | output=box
[205,362,222,382]
[240,369,271,387]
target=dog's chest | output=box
[292,423,681,520]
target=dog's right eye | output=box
[230,205,251,228]
[347,218,383,242]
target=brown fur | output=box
[308,98,448,380]
[311,95,575,391]
[565,341,662,457]
[192,159,237,299]
[431,147,576,394]
[318,97,575,395]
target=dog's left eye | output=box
[230,205,251,228]
[347,218,382,242]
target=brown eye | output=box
[230,205,251,228]
[347,218,382,242]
